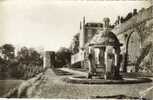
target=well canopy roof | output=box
[89,29,122,47]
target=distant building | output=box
[71,17,104,66]
[71,17,120,67]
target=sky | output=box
[0,0,151,51]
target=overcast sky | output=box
[0,0,151,51]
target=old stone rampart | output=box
[112,6,153,35]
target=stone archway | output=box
[128,32,141,64]
[128,32,141,72]
[123,30,142,72]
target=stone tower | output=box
[79,16,86,49]
[43,51,55,68]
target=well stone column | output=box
[104,47,114,80]
[87,47,96,78]
[99,47,105,66]
[113,48,122,79]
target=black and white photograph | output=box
[0,0,153,99]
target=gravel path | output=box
[28,69,153,99]
[3,68,152,99]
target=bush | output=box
[0,44,44,80]
[140,45,153,73]
[55,47,72,68]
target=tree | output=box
[16,47,43,79]
[124,12,133,22]
[70,33,79,54]
[17,47,43,66]
[28,48,43,66]
[0,44,15,61]
[55,47,72,67]
[135,42,152,72]
[0,56,8,79]
[17,47,29,65]
[133,9,137,16]
[140,45,153,73]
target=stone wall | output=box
[112,6,153,35]
[113,6,153,72]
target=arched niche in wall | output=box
[128,31,141,64]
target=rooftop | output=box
[89,29,122,47]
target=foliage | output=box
[135,42,152,72]
[139,43,153,73]
[0,44,15,60]
[0,44,43,80]
[124,12,133,22]
[55,47,72,68]
[70,33,79,54]
[0,44,15,79]
[17,47,43,66]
